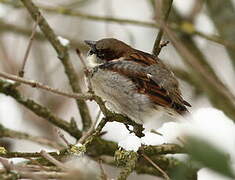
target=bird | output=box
[84,38,191,125]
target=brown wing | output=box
[125,50,157,66]
[99,59,191,115]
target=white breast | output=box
[86,54,100,68]
[90,68,158,124]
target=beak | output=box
[84,40,96,50]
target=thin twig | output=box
[20,164,59,172]
[152,0,173,56]
[0,19,87,50]
[150,129,163,136]
[75,49,87,70]
[75,48,93,93]
[19,14,41,77]
[0,158,13,172]
[188,0,204,21]
[10,171,67,179]
[141,153,170,180]
[24,157,49,171]
[2,2,235,51]
[78,110,101,144]
[99,159,108,180]
[95,110,102,122]
[0,71,93,100]
[83,117,109,147]
[0,124,64,149]
[0,158,47,180]
[57,130,70,147]
[40,150,67,171]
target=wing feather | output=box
[99,58,191,115]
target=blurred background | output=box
[0,0,235,179]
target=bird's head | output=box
[84,38,134,63]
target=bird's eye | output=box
[88,49,95,55]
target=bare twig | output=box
[99,159,108,180]
[25,157,49,171]
[1,1,235,51]
[0,151,60,159]
[83,117,109,147]
[0,159,44,180]
[40,150,67,171]
[75,49,93,93]
[0,19,86,50]
[0,124,64,149]
[152,0,173,56]
[0,71,93,100]
[19,14,41,77]
[141,153,170,180]
[0,158,13,172]
[159,40,170,48]
[188,0,204,21]
[39,6,235,51]
[78,110,101,144]
[57,130,70,147]
[19,164,59,172]
[95,110,102,122]
[150,129,163,136]
[5,171,68,179]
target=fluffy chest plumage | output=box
[86,54,158,124]
[90,68,157,124]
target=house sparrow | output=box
[84,38,191,124]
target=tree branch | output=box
[0,20,86,51]
[0,124,64,149]
[116,150,138,180]
[0,71,93,101]
[19,14,40,78]
[163,24,235,120]
[20,0,92,130]
[141,153,170,180]
[139,144,184,156]
[206,0,235,69]
[0,74,144,138]
[152,0,173,56]
[0,79,82,139]
[1,1,235,51]
[156,6,235,120]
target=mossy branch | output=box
[115,150,138,180]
